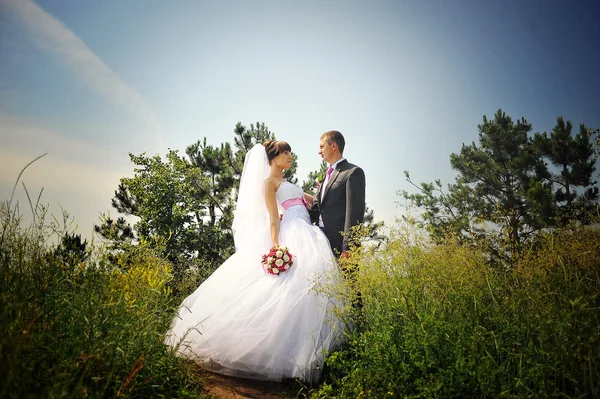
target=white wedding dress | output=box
[164,177,344,383]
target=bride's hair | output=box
[263,140,292,163]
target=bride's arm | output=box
[264,178,280,247]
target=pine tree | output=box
[402,109,555,263]
[534,118,598,224]
[186,138,234,227]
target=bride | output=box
[164,140,344,383]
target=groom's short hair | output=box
[321,130,345,154]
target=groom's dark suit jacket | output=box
[310,160,366,255]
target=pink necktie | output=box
[321,166,334,201]
[326,166,334,179]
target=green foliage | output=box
[96,150,232,272]
[533,117,598,225]
[302,161,328,194]
[401,110,598,264]
[313,222,600,398]
[0,198,202,398]
[229,121,299,186]
[593,128,600,162]
[228,121,277,180]
[451,111,551,251]
[186,138,235,228]
[362,206,386,248]
[50,232,90,275]
[94,212,135,243]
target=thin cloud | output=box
[0,112,126,167]
[0,114,130,194]
[0,0,164,148]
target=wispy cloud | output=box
[0,112,125,166]
[0,113,128,196]
[0,0,164,149]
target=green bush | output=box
[0,201,203,398]
[315,224,600,398]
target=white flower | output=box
[267,257,274,264]
[272,268,280,274]
[279,246,287,251]
[275,250,283,257]
[275,259,284,267]
[283,254,290,262]
[284,264,289,269]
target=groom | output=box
[310,130,366,260]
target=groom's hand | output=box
[340,251,350,259]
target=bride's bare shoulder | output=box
[264,177,277,192]
[265,177,286,193]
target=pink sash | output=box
[281,197,308,210]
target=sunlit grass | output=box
[313,221,600,398]
[0,159,203,398]
[3,157,598,398]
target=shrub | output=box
[314,224,600,398]
[0,200,202,398]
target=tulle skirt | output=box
[164,211,344,382]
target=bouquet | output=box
[261,245,294,276]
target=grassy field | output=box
[0,196,204,398]
[313,224,600,398]
[2,192,598,398]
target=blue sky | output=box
[1,0,599,240]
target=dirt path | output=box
[200,371,301,399]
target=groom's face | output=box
[319,138,335,164]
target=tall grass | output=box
[0,164,202,398]
[4,159,598,398]
[314,223,600,398]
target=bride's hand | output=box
[303,192,314,204]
